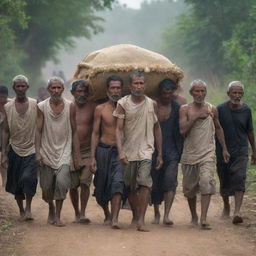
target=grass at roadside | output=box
[247,165,256,197]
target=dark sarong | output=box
[217,155,248,196]
[6,146,37,199]
[151,160,178,204]
[93,143,124,206]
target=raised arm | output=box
[212,107,230,163]
[70,103,81,170]
[115,104,128,165]
[35,106,44,166]
[90,105,102,173]
[179,105,196,135]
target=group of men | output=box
[0,72,255,232]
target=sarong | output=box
[93,143,124,206]
[6,146,37,199]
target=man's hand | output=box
[90,157,97,174]
[1,153,8,169]
[222,149,230,163]
[36,153,43,167]
[119,151,129,165]
[155,155,163,170]
[251,151,256,165]
[73,155,82,171]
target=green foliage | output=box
[0,0,28,84]
[162,0,253,86]
[247,166,256,197]
[0,0,114,85]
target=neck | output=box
[193,101,205,108]
[159,98,170,106]
[229,101,242,110]
[108,100,117,107]
[131,94,145,103]
[15,97,27,103]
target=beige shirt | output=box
[180,103,216,165]
[113,95,158,161]
[38,98,72,169]
[5,97,37,156]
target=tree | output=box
[161,0,252,86]
[0,0,114,86]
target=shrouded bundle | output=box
[73,44,184,101]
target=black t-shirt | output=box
[216,101,253,160]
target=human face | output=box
[228,86,244,105]
[48,81,64,101]
[13,81,29,100]
[0,93,8,105]
[107,81,122,102]
[190,84,206,104]
[130,77,145,97]
[160,88,176,104]
[72,85,89,105]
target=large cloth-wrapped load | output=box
[73,44,184,101]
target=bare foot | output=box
[221,207,230,219]
[137,224,149,232]
[163,217,174,226]
[72,215,80,223]
[54,219,66,227]
[24,212,34,221]
[232,215,243,224]
[111,220,121,229]
[18,212,26,221]
[103,218,111,226]
[151,214,160,224]
[191,216,198,226]
[200,220,212,230]
[79,217,91,224]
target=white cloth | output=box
[180,103,216,165]
[5,97,37,156]
[38,98,72,169]
[113,95,158,161]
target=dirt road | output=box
[1,182,255,256]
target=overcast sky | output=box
[118,0,147,9]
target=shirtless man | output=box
[114,71,163,232]
[0,85,9,187]
[90,76,124,229]
[2,75,37,220]
[179,79,230,229]
[151,79,183,226]
[69,80,96,223]
[36,77,80,227]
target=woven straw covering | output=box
[73,44,184,101]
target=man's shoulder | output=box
[5,98,15,109]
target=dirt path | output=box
[1,182,255,256]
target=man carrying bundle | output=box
[114,71,163,232]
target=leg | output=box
[55,199,65,227]
[187,196,198,225]
[221,195,230,218]
[137,186,150,232]
[111,193,122,229]
[128,193,139,225]
[101,203,111,225]
[233,191,244,224]
[69,187,80,222]
[0,166,7,187]
[200,194,211,229]
[47,201,55,225]
[163,191,175,225]
[15,195,25,220]
[80,184,90,223]
[24,194,34,220]
[152,204,161,224]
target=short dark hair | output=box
[129,71,144,84]
[106,75,123,88]
[71,80,89,92]
[159,79,177,90]
[0,85,8,94]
